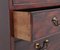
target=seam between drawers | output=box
[33,31,60,42]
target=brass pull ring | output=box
[35,40,49,50]
[52,17,60,26]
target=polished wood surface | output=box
[13,0,60,4]
[13,0,60,9]
[15,32,60,50]
[31,8,60,41]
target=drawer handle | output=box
[35,40,49,50]
[35,42,41,49]
[52,17,60,26]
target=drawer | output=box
[15,32,60,50]
[13,0,60,9]
[31,8,60,41]
[32,33,60,50]
[13,8,60,41]
[13,0,60,5]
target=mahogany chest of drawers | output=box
[9,0,60,50]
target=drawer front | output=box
[13,0,60,8]
[13,0,60,4]
[31,8,60,41]
[33,33,60,50]
[15,33,60,50]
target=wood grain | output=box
[13,11,31,41]
[31,8,60,40]
[13,0,60,5]
[13,0,60,9]
[15,32,60,50]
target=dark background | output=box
[0,0,10,50]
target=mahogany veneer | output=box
[15,33,60,50]
[10,0,60,10]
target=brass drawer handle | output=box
[35,42,41,49]
[35,40,49,50]
[52,17,60,26]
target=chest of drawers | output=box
[9,0,60,50]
